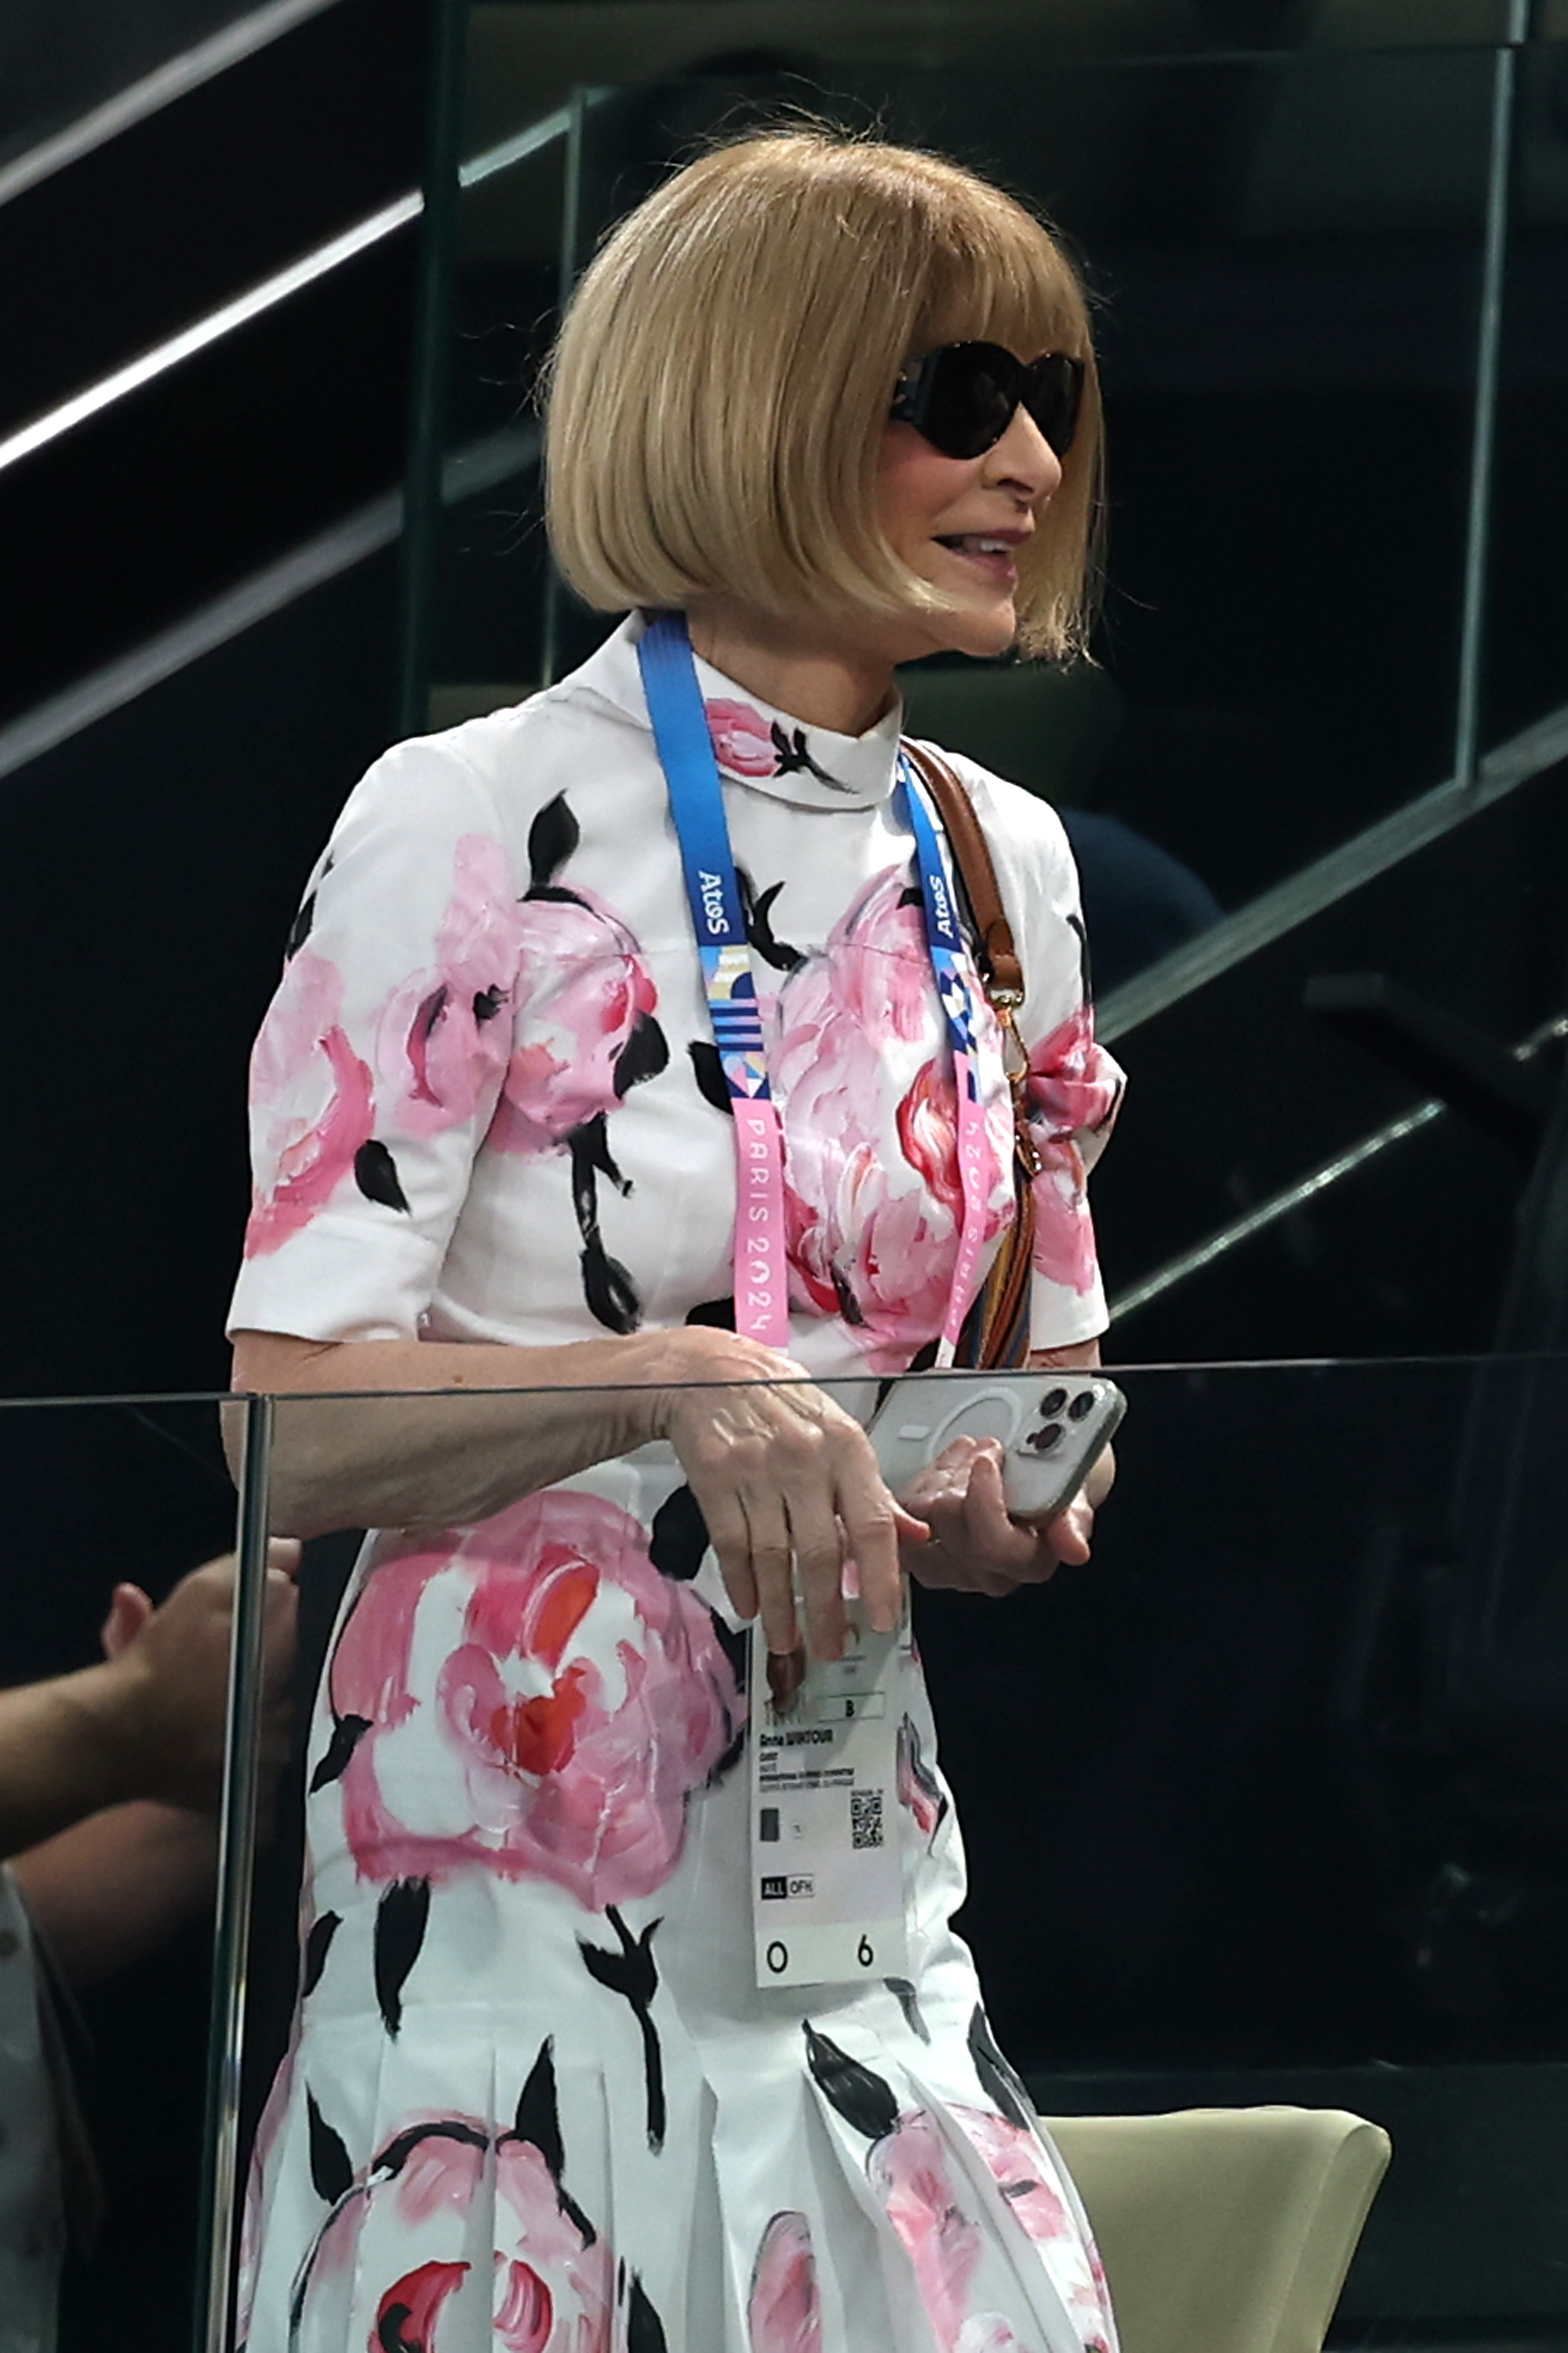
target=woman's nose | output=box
[985,404,1064,504]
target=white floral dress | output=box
[228,615,1125,2353]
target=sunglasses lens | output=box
[1022,355,1085,457]
[920,346,1020,460]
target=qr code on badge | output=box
[850,1787,884,1851]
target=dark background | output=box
[2,0,1567,2342]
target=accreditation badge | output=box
[748,1596,910,1990]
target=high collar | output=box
[569,613,905,810]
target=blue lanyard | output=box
[637,609,996,1362]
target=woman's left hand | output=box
[898,1435,1115,1596]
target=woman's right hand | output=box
[649,1328,926,1663]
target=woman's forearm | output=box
[227,1327,733,1535]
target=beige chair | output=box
[1044,2107,1392,2353]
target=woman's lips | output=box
[934,534,1019,587]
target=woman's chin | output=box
[940,598,1019,661]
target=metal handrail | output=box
[1110,1006,1568,1324]
[0,100,583,481]
[1097,696,1568,1048]
[0,0,345,213]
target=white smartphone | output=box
[867,1370,1126,1524]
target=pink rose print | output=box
[706,698,778,778]
[748,2212,823,2353]
[243,947,376,1257]
[876,2109,1114,2353]
[478,792,668,1334]
[270,2046,635,2353]
[377,835,522,1140]
[952,2108,1072,2246]
[956,2108,1113,2345]
[490,892,663,1155]
[806,2026,1112,2353]
[868,2106,985,2348]
[319,1488,743,1909]
[769,871,1013,1370]
[486,792,667,1159]
[704,698,850,790]
[1026,1010,1123,1298]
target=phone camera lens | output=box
[1039,1387,1068,1416]
[1025,1421,1063,1453]
[1067,1390,1097,1422]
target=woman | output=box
[231,129,1124,2353]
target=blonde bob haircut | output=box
[544,128,1101,662]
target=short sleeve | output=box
[226,739,525,1345]
[950,757,1126,1352]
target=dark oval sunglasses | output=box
[890,341,1086,462]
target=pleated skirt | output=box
[238,1454,1117,2353]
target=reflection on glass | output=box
[0,1397,286,2348]
[199,1350,1568,2348]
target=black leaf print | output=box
[1067,908,1097,1009]
[355,1140,410,1213]
[803,2023,899,2144]
[579,1908,666,2152]
[527,792,581,890]
[569,1118,642,1335]
[737,870,806,972]
[307,2089,354,2206]
[373,1878,431,2038]
[583,1246,642,1334]
[285,854,333,960]
[704,1609,750,1787]
[706,1718,748,1790]
[768,721,851,793]
[513,2040,566,2180]
[285,892,315,960]
[687,1042,733,1117]
[413,983,448,1046]
[301,1911,340,1998]
[613,1008,670,1098]
[308,1712,371,1794]
[375,2118,486,2181]
[510,2041,598,2242]
[886,1977,931,2044]
[969,2004,1035,2133]
[627,2274,668,2353]
[376,2293,426,2352]
[574,1111,632,1196]
[831,1268,866,1327]
[897,1714,949,1845]
[648,1486,710,1581]
[473,984,504,1022]
[685,1297,736,1331]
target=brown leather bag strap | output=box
[900,740,1024,1005]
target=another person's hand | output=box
[898,1435,1115,1596]
[653,1329,926,1662]
[95,1544,300,1810]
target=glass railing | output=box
[6,1355,1568,2342]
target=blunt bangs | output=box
[544,128,1101,662]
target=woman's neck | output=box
[685,602,897,738]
